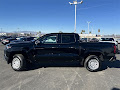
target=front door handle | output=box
[35,47,44,49]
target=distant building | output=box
[79,34,102,39]
[0,33,7,36]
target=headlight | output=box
[6,45,11,49]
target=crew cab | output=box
[4,33,116,72]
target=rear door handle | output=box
[69,47,74,48]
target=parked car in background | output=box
[16,36,27,40]
[0,36,6,42]
[80,38,87,42]
[99,38,118,46]
[0,36,11,42]
[116,38,120,44]
[11,37,36,43]
[89,38,99,42]
[1,38,17,45]
[80,38,91,42]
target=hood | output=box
[7,41,35,47]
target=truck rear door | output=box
[58,34,80,62]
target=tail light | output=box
[114,45,116,54]
[5,40,9,42]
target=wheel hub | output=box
[88,59,99,70]
[12,58,21,69]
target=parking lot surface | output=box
[0,43,120,90]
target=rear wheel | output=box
[11,54,26,71]
[84,55,101,72]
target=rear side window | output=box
[61,34,75,43]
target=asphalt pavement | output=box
[0,43,120,90]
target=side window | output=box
[61,34,75,43]
[41,35,57,44]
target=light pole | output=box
[69,0,83,33]
[87,21,91,34]
[87,21,91,42]
[1,28,2,32]
[17,28,20,36]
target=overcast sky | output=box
[0,0,119,35]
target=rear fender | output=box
[80,51,103,66]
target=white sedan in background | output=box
[99,38,118,46]
[115,38,120,44]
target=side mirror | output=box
[35,40,41,45]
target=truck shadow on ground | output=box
[26,59,120,71]
[111,87,120,90]
[102,60,120,70]
[27,61,81,71]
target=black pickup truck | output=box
[4,33,116,72]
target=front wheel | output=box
[84,55,101,72]
[11,54,26,71]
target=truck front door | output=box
[34,34,60,61]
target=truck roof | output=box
[48,33,78,35]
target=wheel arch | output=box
[81,52,103,66]
[8,51,28,64]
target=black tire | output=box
[11,54,26,71]
[84,55,101,72]
[2,42,5,45]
